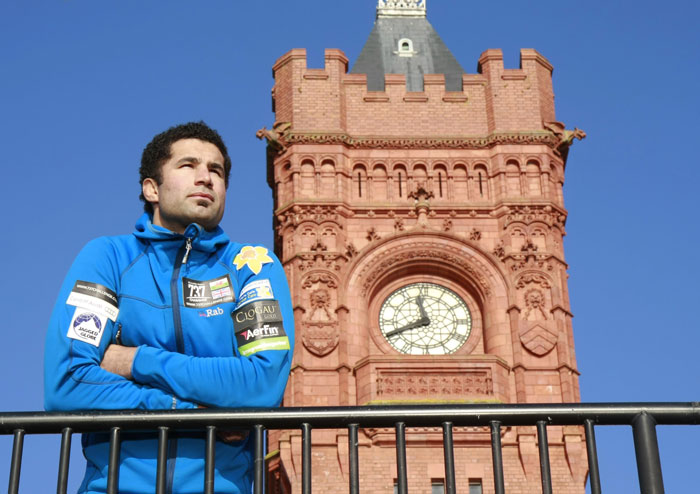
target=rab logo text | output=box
[199,307,224,318]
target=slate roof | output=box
[351,16,465,92]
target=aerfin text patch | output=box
[233,300,289,356]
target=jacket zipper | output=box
[166,235,192,494]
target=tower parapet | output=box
[272,48,559,138]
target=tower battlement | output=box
[272,48,556,137]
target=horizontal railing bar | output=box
[0,403,698,434]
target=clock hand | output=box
[416,296,429,320]
[384,316,431,338]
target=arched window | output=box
[453,164,468,200]
[526,160,542,196]
[393,164,407,198]
[473,164,489,200]
[397,38,415,57]
[433,164,447,199]
[506,160,521,196]
[372,164,388,201]
[320,160,336,197]
[300,160,315,198]
[413,164,428,192]
[353,164,367,200]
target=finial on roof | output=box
[377,0,426,18]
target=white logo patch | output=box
[67,309,107,347]
[66,281,119,322]
[236,279,274,309]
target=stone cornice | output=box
[284,131,559,151]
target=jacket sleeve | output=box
[44,238,197,411]
[130,251,294,408]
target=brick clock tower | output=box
[259,1,587,493]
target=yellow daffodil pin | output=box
[233,246,273,275]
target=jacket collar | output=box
[133,213,229,253]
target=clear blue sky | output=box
[1,1,698,492]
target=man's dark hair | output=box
[139,121,232,214]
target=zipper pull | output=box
[182,237,193,265]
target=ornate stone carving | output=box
[277,205,340,232]
[409,185,433,227]
[519,323,558,356]
[492,240,505,260]
[503,205,566,230]
[301,273,339,356]
[301,273,338,289]
[515,272,551,289]
[301,323,340,356]
[309,289,333,322]
[394,218,405,232]
[442,218,453,232]
[283,132,559,151]
[523,289,548,321]
[256,121,292,152]
[360,243,492,297]
[310,238,327,253]
[377,370,493,398]
[366,227,381,242]
[543,121,586,159]
[408,184,434,203]
[345,242,358,258]
[469,228,481,241]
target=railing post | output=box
[204,426,216,494]
[301,423,312,494]
[348,424,360,494]
[442,422,456,494]
[57,427,72,494]
[156,427,169,494]
[8,429,24,494]
[584,420,602,494]
[254,425,265,494]
[536,421,552,494]
[395,422,408,494]
[632,412,665,494]
[107,427,121,494]
[490,421,505,494]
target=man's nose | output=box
[194,164,213,185]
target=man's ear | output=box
[142,178,159,204]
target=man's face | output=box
[143,138,227,233]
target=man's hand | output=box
[101,344,137,379]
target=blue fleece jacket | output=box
[44,213,294,494]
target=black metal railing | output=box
[1,402,698,494]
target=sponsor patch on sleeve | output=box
[236,279,274,309]
[182,274,235,309]
[232,300,289,357]
[66,280,119,322]
[67,308,107,347]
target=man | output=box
[44,122,294,494]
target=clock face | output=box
[378,282,472,355]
